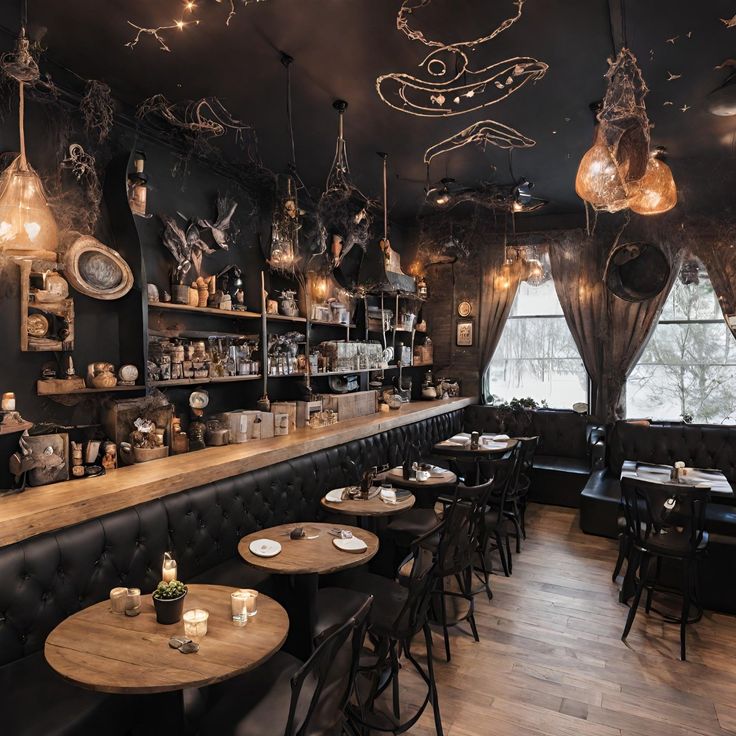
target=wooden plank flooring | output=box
[401,504,736,736]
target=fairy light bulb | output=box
[628,154,677,215]
[0,82,59,261]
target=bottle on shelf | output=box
[127,151,149,218]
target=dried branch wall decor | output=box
[59,144,102,233]
[377,0,547,166]
[80,81,114,143]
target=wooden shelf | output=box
[311,368,385,377]
[267,372,308,379]
[267,314,307,324]
[0,420,33,435]
[149,302,261,320]
[310,320,357,328]
[37,385,145,397]
[411,362,434,368]
[152,375,262,388]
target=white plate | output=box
[325,489,344,503]
[333,537,368,553]
[249,539,282,558]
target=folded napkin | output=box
[487,434,510,441]
[380,488,397,503]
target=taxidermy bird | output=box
[161,213,214,280]
[198,194,238,249]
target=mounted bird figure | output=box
[198,194,238,250]
[160,212,214,281]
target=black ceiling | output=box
[3,0,736,222]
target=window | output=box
[626,267,736,424]
[487,270,589,409]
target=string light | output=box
[126,0,266,51]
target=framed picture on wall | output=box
[456,320,474,347]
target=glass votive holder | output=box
[125,588,141,617]
[183,609,209,639]
[110,587,128,614]
[242,589,259,617]
[231,590,249,626]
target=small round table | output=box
[320,491,415,520]
[45,583,289,727]
[434,438,517,484]
[384,466,458,508]
[239,523,378,658]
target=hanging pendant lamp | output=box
[0,79,59,261]
[628,150,677,215]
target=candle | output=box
[183,609,209,639]
[125,588,141,617]
[242,589,259,617]
[162,553,177,583]
[1,392,15,411]
[110,587,128,614]
[231,590,249,626]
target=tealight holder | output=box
[231,590,249,626]
[183,609,209,639]
[162,552,177,583]
[110,587,128,614]
[125,588,141,617]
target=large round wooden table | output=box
[383,466,458,508]
[44,583,289,726]
[434,437,517,483]
[239,522,377,657]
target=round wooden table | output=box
[320,491,415,518]
[433,437,517,484]
[45,584,288,694]
[382,466,457,508]
[239,522,378,657]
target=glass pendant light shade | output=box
[574,126,631,212]
[0,156,59,260]
[628,156,677,215]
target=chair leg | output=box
[495,531,510,577]
[622,552,650,642]
[645,557,662,614]
[423,623,444,736]
[390,640,401,720]
[612,534,627,582]
[476,536,493,600]
[438,577,451,663]
[505,532,513,575]
[680,560,690,661]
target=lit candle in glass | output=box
[231,590,249,626]
[243,589,259,616]
[110,587,127,614]
[162,552,177,583]
[183,609,209,639]
[1,392,15,411]
[125,588,141,617]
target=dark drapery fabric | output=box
[479,248,523,403]
[550,229,683,423]
[694,227,736,339]
[548,231,608,417]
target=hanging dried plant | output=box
[80,80,114,143]
[59,144,102,232]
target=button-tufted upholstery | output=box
[0,409,462,734]
[463,406,603,507]
[580,420,736,614]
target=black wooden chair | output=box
[620,476,710,661]
[200,596,372,735]
[482,450,520,576]
[507,436,539,544]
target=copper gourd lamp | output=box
[0,80,59,261]
[628,149,677,216]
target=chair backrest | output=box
[487,450,520,509]
[620,476,709,557]
[435,497,475,577]
[516,436,539,475]
[391,544,438,640]
[288,596,373,736]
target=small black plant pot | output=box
[153,593,187,625]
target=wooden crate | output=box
[319,391,377,421]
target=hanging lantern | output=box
[575,126,631,212]
[628,154,677,216]
[524,257,547,287]
[0,81,59,261]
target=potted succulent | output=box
[152,580,188,625]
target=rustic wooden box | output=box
[319,391,377,421]
[101,398,173,466]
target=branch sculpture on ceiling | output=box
[377,0,548,165]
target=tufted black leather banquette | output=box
[580,420,736,614]
[463,406,604,507]
[0,409,462,736]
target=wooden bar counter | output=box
[0,397,472,547]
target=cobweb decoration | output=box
[80,81,114,143]
[317,104,374,268]
[598,48,651,184]
[0,27,39,83]
[60,144,102,231]
[377,0,547,168]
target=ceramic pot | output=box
[171,284,190,305]
[153,592,186,625]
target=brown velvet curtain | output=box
[478,248,523,403]
[550,230,683,423]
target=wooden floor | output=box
[401,504,736,736]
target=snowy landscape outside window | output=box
[627,268,736,424]
[487,271,588,409]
